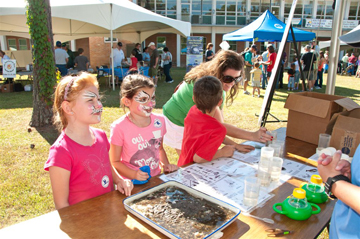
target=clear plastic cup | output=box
[266,131,278,146]
[269,143,282,157]
[317,134,331,152]
[272,140,285,157]
[258,147,274,187]
[270,157,283,181]
[243,177,261,207]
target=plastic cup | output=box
[266,131,278,146]
[272,140,285,157]
[243,177,261,207]
[269,143,282,157]
[271,157,283,181]
[318,134,331,151]
[258,147,274,187]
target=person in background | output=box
[300,45,316,91]
[317,145,360,239]
[62,43,75,69]
[148,42,159,86]
[205,43,214,62]
[111,42,128,68]
[163,50,270,156]
[293,57,300,91]
[277,51,287,89]
[142,47,150,66]
[45,72,133,210]
[0,50,14,84]
[133,43,143,63]
[324,51,329,73]
[356,55,360,78]
[74,48,89,72]
[262,45,277,90]
[250,62,262,98]
[109,75,178,180]
[177,76,235,167]
[341,53,349,73]
[128,50,139,74]
[287,63,295,91]
[315,51,325,89]
[162,47,173,83]
[261,47,269,89]
[55,41,69,76]
[243,44,257,95]
[348,53,357,75]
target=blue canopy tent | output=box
[223,10,315,42]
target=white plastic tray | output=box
[123,180,241,239]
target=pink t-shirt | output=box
[110,113,166,178]
[44,127,114,206]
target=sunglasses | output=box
[222,75,242,84]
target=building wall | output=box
[75,38,90,61]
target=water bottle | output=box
[288,188,308,209]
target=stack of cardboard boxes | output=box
[285,92,360,157]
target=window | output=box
[140,0,177,19]
[8,39,17,50]
[18,39,28,50]
[349,1,359,20]
[157,36,166,53]
[228,41,237,51]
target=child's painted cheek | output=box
[97,101,103,108]
[148,100,156,107]
[88,105,94,114]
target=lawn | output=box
[0,68,359,230]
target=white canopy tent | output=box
[0,0,191,90]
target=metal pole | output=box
[326,0,345,95]
[110,4,115,91]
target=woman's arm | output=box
[49,166,70,210]
[109,143,149,181]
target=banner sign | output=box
[305,19,359,29]
[2,60,16,78]
[186,36,203,72]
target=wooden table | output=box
[0,137,336,238]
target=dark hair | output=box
[135,43,141,47]
[206,43,213,50]
[78,48,84,54]
[117,42,122,47]
[254,62,260,68]
[131,49,137,56]
[291,63,295,67]
[120,74,154,111]
[163,47,169,52]
[143,47,148,52]
[193,76,223,114]
[0,50,5,56]
[268,45,275,53]
[184,50,244,106]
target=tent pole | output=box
[290,25,306,91]
[110,3,115,91]
[326,0,345,95]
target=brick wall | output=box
[146,33,178,66]
[75,38,90,60]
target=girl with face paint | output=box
[109,74,178,182]
[45,73,133,210]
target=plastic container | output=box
[273,188,321,220]
[301,175,328,204]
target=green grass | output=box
[0,69,359,230]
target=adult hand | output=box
[135,170,149,181]
[235,144,255,153]
[255,127,272,143]
[163,164,179,173]
[317,150,349,182]
[221,145,236,158]
[117,179,133,196]
[318,151,351,179]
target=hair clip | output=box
[64,78,75,101]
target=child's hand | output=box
[117,179,133,196]
[235,144,255,153]
[163,164,179,173]
[135,170,150,181]
[221,145,235,157]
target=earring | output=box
[70,112,74,115]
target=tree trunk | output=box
[28,0,56,127]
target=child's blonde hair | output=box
[53,72,99,131]
[120,74,154,112]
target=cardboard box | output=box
[284,92,359,145]
[328,109,360,157]
[1,83,14,93]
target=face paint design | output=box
[134,90,156,116]
[84,90,103,120]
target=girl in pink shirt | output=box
[45,73,133,210]
[110,74,178,181]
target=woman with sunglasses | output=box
[163,50,271,155]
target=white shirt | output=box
[54,48,69,65]
[294,61,300,71]
[1,55,10,64]
[162,52,172,65]
[262,51,269,62]
[111,48,125,67]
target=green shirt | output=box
[244,51,252,66]
[163,81,226,127]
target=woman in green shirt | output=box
[163,50,271,155]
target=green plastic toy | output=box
[301,175,328,204]
[273,188,321,221]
